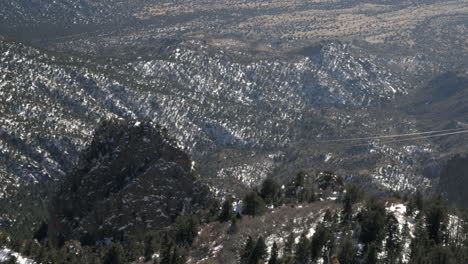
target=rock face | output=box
[47,120,210,246]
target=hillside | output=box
[46,120,212,247]
[1,36,467,205]
[0,0,467,263]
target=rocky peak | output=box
[46,120,211,246]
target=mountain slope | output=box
[0,37,466,206]
[47,120,211,246]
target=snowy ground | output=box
[0,248,34,264]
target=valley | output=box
[0,0,467,263]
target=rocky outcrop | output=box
[47,120,211,246]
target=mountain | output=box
[46,120,212,246]
[1,36,467,203]
[0,0,467,263]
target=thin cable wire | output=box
[316,127,466,143]
[352,129,468,147]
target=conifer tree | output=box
[364,243,378,264]
[268,242,279,264]
[174,214,199,246]
[243,191,267,216]
[228,216,239,234]
[261,178,280,205]
[241,236,255,264]
[219,199,234,222]
[171,247,185,264]
[250,237,267,264]
[144,234,159,261]
[295,233,310,264]
[103,243,126,264]
[342,185,363,225]
[385,214,402,264]
[160,236,174,264]
[338,236,356,264]
[358,199,386,245]
[426,195,448,245]
[311,223,331,261]
[409,215,429,264]
[284,233,295,256]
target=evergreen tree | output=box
[407,190,425,218]
[311,223,331,261]
[261,178,281,205]
[358,199,386,245]
[298,188,313,204]
[241,236,255,264]
[284,233,295,256]
[426,195,448,245]
[227,216,239,234]
[103,243,126,264]
[144,234,159,261]
[385,215,402,264]
[409,215,429,264]
[174,214,199,246]
[295,172,306,188]
[268,242,279,264]
[127,238,144,261]
[428,245,455,264]
[342,185,363,224]
[171,247,185,264]
[295,233,310,264]
[338,236,356,264]
[5,256,17,264]
[250,237,268,264]
[364,243,378,264]
[219,199,234,222]
[160,236,174,264]
[243,191,267,216]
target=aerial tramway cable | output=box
[316,127,467,143]
[351,129,468,147]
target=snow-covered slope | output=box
[0,38,465,202]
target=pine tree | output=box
[268,242,279,264]
[423,244,456,264]
[358,199,386,245]
[171,247,185,264]
[295,172,306,188]
[243,191,267,216]
[415,190,425,212]
[174,214,199,246]
[284,233,295,256]
[5,256,17,264]
[295,233,310,264]
[409,215,429,264]
[261,178,280,205]
[342,185,363,225]
[227,216,239,234]
[311,223,331,261]
[364,242,378,264]
[385,214,402,264]
[103,243,126,264]
[219,199,234,222]
[426,195,448,245]
[160,237,174,264]
[241,236,255,264]
[338,236,356,264]
[250,237,267,264]
[144,234,159,261]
